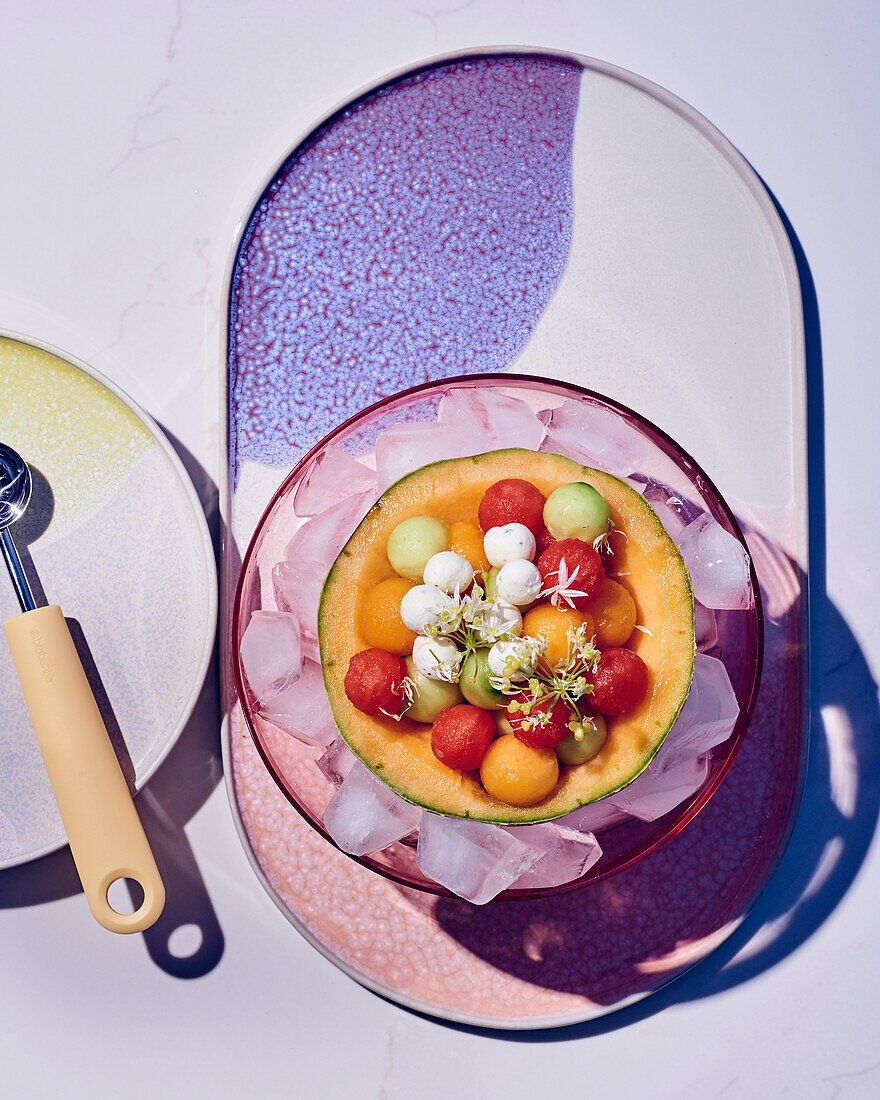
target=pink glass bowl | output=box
[232,375,763,900]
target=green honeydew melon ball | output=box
[459,649,508,710]
[543,483,610,543]
[555,714,608,765]
[404,657,464,722]
[387,516,449,581]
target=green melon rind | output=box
[318,449,695,824]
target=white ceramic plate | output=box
[0,332,217,868]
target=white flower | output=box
[592,517,622,555]
[379,677,414,722]
[541,555,592,609]
[423,551,474,594]
[566,622,601,667]
[496,559,543,606]
[412,635,463,683]
[472,599,522,644]
[459,583,491,629]
[433,600,465,634]
[487,638,538,682]
[487,636,547,691]
[399,585,456,634]
[483,523,536,567]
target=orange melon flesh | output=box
[319,449,695,824]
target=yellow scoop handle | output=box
[4,605,165,933]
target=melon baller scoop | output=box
[0,441,164,932]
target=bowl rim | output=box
[231,371,764,900]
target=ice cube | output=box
[694,600,718,652]
[374,415,490,493]
[660,652,740,765]
[505,822,602,889]
[440,388,545,451]
[483,392,546,451]
[323,762,422,857]
[294,445,377,517]
[642,485,689,538]
[260,658,337,747]
[557,799,628,834]
[607,753,711,821]
[539,399,649,476]
[375,422,454,492]
[272,559,326,662]
[437,389,491,444]
[676,513,753,610]
[315,737,357,787]
[283,490,374,567]
[416,813,541,904]
[240,610,303,704]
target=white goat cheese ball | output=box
[482,523,536,568]
[422,550,474,594]
[495,559,543,606]
[399,584,455,634]
[412,635,462,681]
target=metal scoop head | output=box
[0,443,37,611]
[0,442,32,530]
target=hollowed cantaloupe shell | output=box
[319,449,695,824]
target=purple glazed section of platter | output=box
[224,51,808,1026]
[229,54,581,477]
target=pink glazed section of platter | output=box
[223,51,808,1026]
[229,513,800,1024]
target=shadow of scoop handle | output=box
[4,605,165,933]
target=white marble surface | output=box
[1,2,878,1097]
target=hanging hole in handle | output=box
[107,876,146,915]
[167,923,204,959]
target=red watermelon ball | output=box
[478,479,546,535]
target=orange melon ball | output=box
[358,577,417,655]
[448,521,490,573]
[521,603,595,668]
[480,734,560,807]
[587,578,637,648]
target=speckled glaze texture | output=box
[230,508,801,1022]
[0,336,216,867]
[229,55,581,475]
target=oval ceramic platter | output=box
[0,332,217,869]
[222,50,808,1028]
